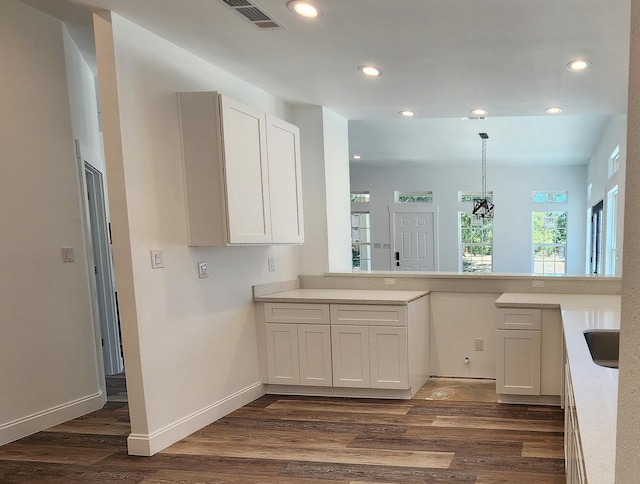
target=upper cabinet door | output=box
[219,95,272,244]
[266,116,304,244]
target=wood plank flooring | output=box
[0,381,565,483]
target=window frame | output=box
[532,211,568,275]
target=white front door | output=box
[391,206,438,271]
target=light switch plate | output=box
[61,247,74,263]
[197,261,209,279]
[150,250,164,269]
[268,257,276,272]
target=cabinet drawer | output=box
[264,303,330,324]
[496,308,541,330]
[330,304,407,326]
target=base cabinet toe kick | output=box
[257,292,429,399]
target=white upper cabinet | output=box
[178,91,304,246]
[266,116,304,244]
[220,95,271,244]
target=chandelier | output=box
[472,132,494,219]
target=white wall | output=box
[617,0,640,478]
[63,27,105,174]
[94,12,306,455]
[295,106,352,275]
[0,0,103,445]
[430,293,499,378]
[350,162,587,273]
[586,115,627,276]
[321,108,352,272]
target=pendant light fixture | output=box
[472,132,494,219]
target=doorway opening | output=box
[84,162,123,375]
[590,200,604,274]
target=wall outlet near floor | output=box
[384,278,396,285]
[532,279,544,288]
[475,338,484,351]
[268,257,276,272]
[197,261,209,279]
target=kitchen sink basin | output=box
[584,330,620,369]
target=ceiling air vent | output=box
[221,0,285,30]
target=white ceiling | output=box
[22,0,631,166]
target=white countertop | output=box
[496,293,620,484]
[253,288,429,305]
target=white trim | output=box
[0,391,104,446]
[127,382,265,456]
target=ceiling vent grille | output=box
[221,0,285,30]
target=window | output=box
[459,191,493,273]
[608,145,620,178]
[532,191,568,203]
[460,192,493,203]
[533,212,567,274]
[351,212,371,271]
[350,191,370,203]
[459,213,493,273]
[395,191,433,203]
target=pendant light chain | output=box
[482,136,487,200]
[472,132,494,219]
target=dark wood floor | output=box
[0,382,565,483]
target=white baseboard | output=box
[127,382,265,456]
[0,391,105,446]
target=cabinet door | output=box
[496,329,541,395]
[331,325,370,388]
[298,325,332,386]
[219,95,271,244]
[265,323,299,385]
[266,116,304,244]
[369,326,409,389]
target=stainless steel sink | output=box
[584,330,620,369]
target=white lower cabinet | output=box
[369,326,409,389]
[265,322,332,386]
[496,329,541,395]
[262,298,426,394]
[331,325,370,388]
[298,324,333,386]
[564,357,586,483]
[495,307,562,400]
[330,325,409,389]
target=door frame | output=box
[589,199,604,274]
[76,140,123,378]
[389,203,439,271]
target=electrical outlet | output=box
[384,278,396,285]
[197,261,209,279]
[475,338,484,351]
[532,279,544,288]
[268,257,276,272]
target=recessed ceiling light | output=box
[470,108,488,117]
[545,107,563,114]
[287,1,322,18]
[567,59,591,71]
[399,110,415,117]
[358,65,382,77]
[352,155,361,160]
